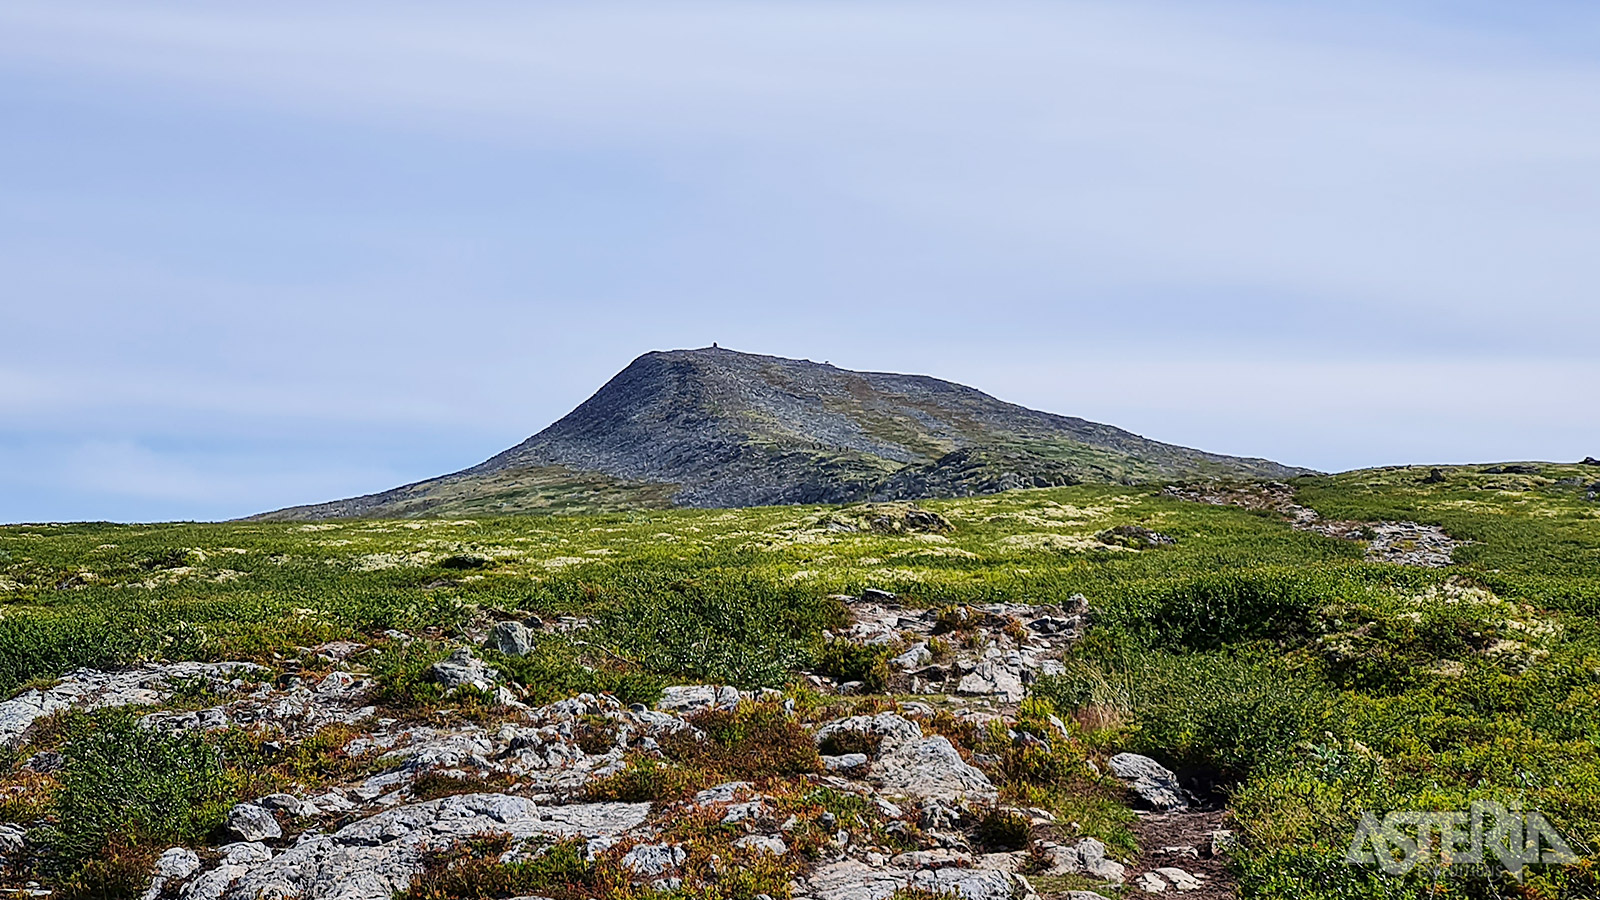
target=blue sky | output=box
[1,1,1596,523]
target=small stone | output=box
[658,685,719,712]
[0,824,26,856]
[890,643,932,670]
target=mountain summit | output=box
[253,347,1310,519]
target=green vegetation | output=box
[0,461,1597,898]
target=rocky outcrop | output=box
[178,794,649,900]
[0,662,263,747]
[815,713,996,802]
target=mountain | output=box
[251,347,1311,519]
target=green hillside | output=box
[1,463,1597,898]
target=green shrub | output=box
[41,711,234,867]
[972,807,1031,851]
[813,639,891,693]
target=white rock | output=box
[814,713,925,755]
[804,860,1024,900]
[0,662,261,747]
[1154,867,1203,891]
[429,649,499,693]
[217,842,272,865]
[154,847,202,878]
[955,660,1026,702]
[890,643,932,670]
[183,794,650,900]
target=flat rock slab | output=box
[180,794,649,900]
[802,860,1026,900]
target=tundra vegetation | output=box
[0,463,1595,899]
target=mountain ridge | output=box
[251,347,1313,519]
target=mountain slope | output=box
[253,347,1311,519]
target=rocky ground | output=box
[1163,482,1461,567]
[0,594,1232,900]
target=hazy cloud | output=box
[1,1,1594,521]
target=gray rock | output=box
[490,621,535,657]
[620,843,685,877]
[821,753,869,773]
[0,662,262,747]
[873,735,996,801]
[1206,828,1236,858]
[732,834,787,856]
[429,649,499,693]
[1040,837,1125,883]
[1154,866,1203,891]
[890,643,932,670]
[184,794,650,900]
[216,842,272,865]
[226,804,282,842]
[0,823,26,856]
[804,859,1025,900]
[692,782,754,805]
[1065,893,1113,900]
[258,793,319,817]
[890,849,972,869]
[1134,866,1203,893]
[814,713,925,755]
[658,685,719,712]
[1107,753,1190,811]
[154,846,202,878]
[947,659,1024,701]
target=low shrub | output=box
[40,711,234,869]
[663,702,821,780]
[971,807,1031,851]
[813,639,891,693]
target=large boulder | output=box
[1107,753,1190,811]
[814,713,925,755]
[873,735,996,802]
